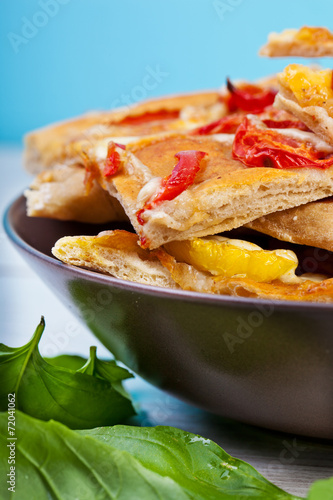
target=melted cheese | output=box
[137,177,162,205]
[277,128,333,152]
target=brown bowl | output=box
[4,195,333,438]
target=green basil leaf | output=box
[0,318,135,429]
[0,411,303,500]
[45,353,87,370]
[306,477,333,500]
[0,411,187,500]
[83,425,302,500]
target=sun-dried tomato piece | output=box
[226,79,277,114]
[233,116,333,169]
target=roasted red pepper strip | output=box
[260,107,310,130]
[193,114,244,135]
[233,116,333,169]
[118,110,180,126]
[151,150,207,203]
[261,119,310,131]
[103,142,124,177]
[226,79,277,114]
[193,114,309,136]
[136,150,207,225]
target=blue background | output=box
[1,0,333,143]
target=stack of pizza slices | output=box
[24,26,333,301]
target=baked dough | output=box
[24,79,280,174]
[275,64,333,146]
[92,133,333,249]
[246,198,333,252]
[25,166,127,223]
[23,91,229,223]
[23,81,281,224]
[52,230,177,288]
[24,91,224,174]
[52,229,333,302]
[260,26,333,58]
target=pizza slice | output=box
[52,229,333,302]
[24,91,224,174]
[24,77,280,174]
[87,115,333,249]
[23,79,279,224]
[23,91,225,223]
[259,26,333,58]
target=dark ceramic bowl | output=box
[4,195,333,439]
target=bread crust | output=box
[260,27,333,58]
[52,230,177,289]
[94,134,333,249]
[246,198,333,252]
[25,166,127,223]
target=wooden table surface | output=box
[1,146,332,498]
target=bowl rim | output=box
[4,194,333,312]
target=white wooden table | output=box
[1,146,332,497]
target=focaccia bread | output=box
[24,91,224,174]
[52,230,177,289]
[89,128,333,249]
[260,26,333,57]
[52,229,333,302]
[23,91,225,222]
[24,77,280,174]
[275,64,333,146]
[25,166,127,223]
[23,78,280,224]
[32,34,333,302]
[246,198,333,252]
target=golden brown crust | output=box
[25,166,127,223]
[24,91,222,173]
[155,248,333,302]
[95,134,333,249]
[24,111,113,174]
[52,230,177,288]
[260,27,333,58]
[247,198,333,252]
[23,79,281,174]
[52,228,333,302]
